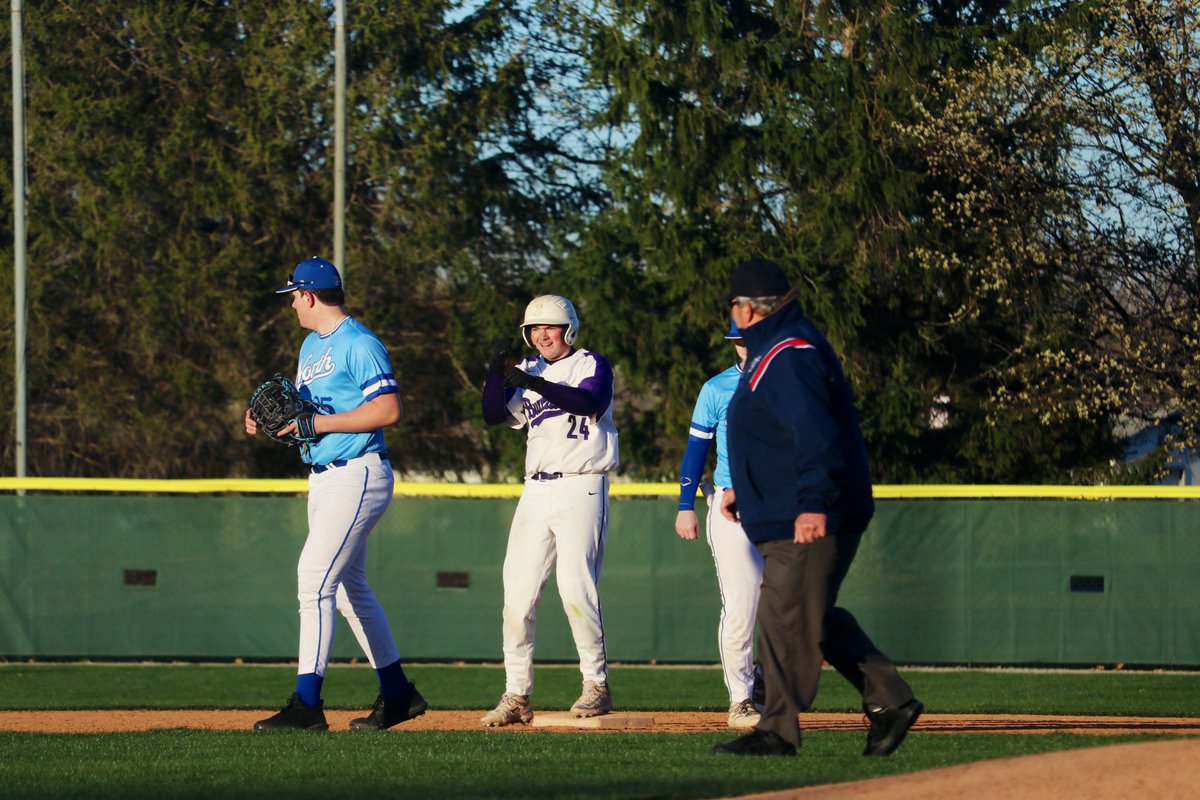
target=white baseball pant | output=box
[296,457,399,676]
[705,484,764,703]
[501,473,609,696]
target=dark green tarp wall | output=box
[1,496,1196,665]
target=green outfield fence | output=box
[1,479,1197,666]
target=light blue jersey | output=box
[688,364,742,489]
[295,317,398,465]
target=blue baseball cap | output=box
[275,257,342,293]
[724,319,743,340]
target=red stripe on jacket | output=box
[748,338,815,391]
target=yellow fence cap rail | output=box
[0,477,1197,500]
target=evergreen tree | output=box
[2,0,1182,482]
[558,0,1119,481]
[0,1,576,478]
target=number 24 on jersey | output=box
[567,415,590,440]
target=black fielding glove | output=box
[488,338,513,375]
[292,409,318,442]
[250,373,323,447]
[504,367,547,392]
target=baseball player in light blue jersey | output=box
[676,319,765,729]
[245,256,426,731]
[478,295,619,726]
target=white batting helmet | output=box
[521,294,579,347]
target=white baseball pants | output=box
[705,485,764,703]
[501,473,609,696]
[296,457,399,676]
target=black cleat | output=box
[710,729,797,756]
[863,698,923,756]
[349,683,429,730]
[254,693,328,731]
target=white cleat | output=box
[727,698,762,729]
[570,680,613,718]
[480,693,533,727]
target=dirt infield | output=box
[2,708,1198,735]
[3,710,1197,800]
[747,739,1200,800]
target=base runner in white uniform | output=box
[479,295,620,726]
[675,320,765,729]
[246,256,426,732]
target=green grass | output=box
[0,730,1163,800]
[0,662,1196,716]
[1,663,1196,799]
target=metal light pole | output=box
[11,0,27,481]
[334,0,346,278]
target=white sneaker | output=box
[480,693,533,727]
[728,698,762,729]
[570,681,613,717]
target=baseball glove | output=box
[249,373,322,446]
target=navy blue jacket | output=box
[726,302,874,542]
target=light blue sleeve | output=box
[692,380,722,434]
[349,333,398,402]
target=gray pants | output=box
[754,519,914,747]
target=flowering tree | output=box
[905,0,1200,479]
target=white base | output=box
[531,712,656,729]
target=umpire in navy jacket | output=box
[711,257,923,758]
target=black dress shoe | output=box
[710,729,797,756]
[253,693,328,731]
[349,683,429,730]
[863,698,923,756]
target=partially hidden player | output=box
[711,257,923,757]
[675,320,765,730]
[245,256,426,731]
[479,295,620,726]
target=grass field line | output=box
[4,661,1199,676]
[3,663,1196,720]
